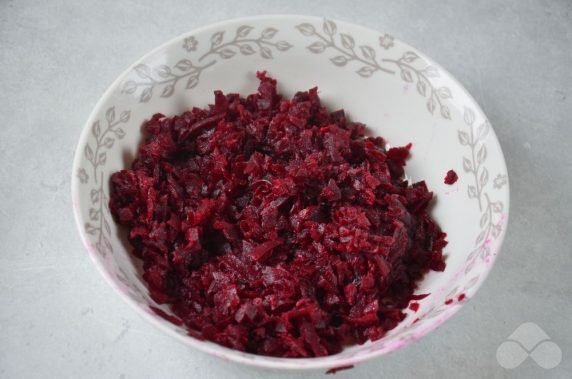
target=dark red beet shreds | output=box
[109,72,447,357]
[408,302,420,312]
[444,169,458,185]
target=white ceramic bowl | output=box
[72,15,509,371]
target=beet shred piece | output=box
[109,72,447,357]
[444,169,458,185]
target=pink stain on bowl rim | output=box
[86,242,97,255]
[498,212,507,224]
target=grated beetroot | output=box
[109,72,447,357]
[444,169,458,185]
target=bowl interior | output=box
[72,15,509,370]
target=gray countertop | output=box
[1,1,571,378]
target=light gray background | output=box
[1,0,571,378]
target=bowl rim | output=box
[71,14,510,370]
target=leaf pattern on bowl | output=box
[84,106,130,184]
[460,107,507,274]
[295,21,396,75]
[198,25,292,62]
[82,106,131,257]
[296,19,453,119]
[121,60,216,103]
[382,53,452,119]
[85,173,113,257]
[120,25,292,103]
